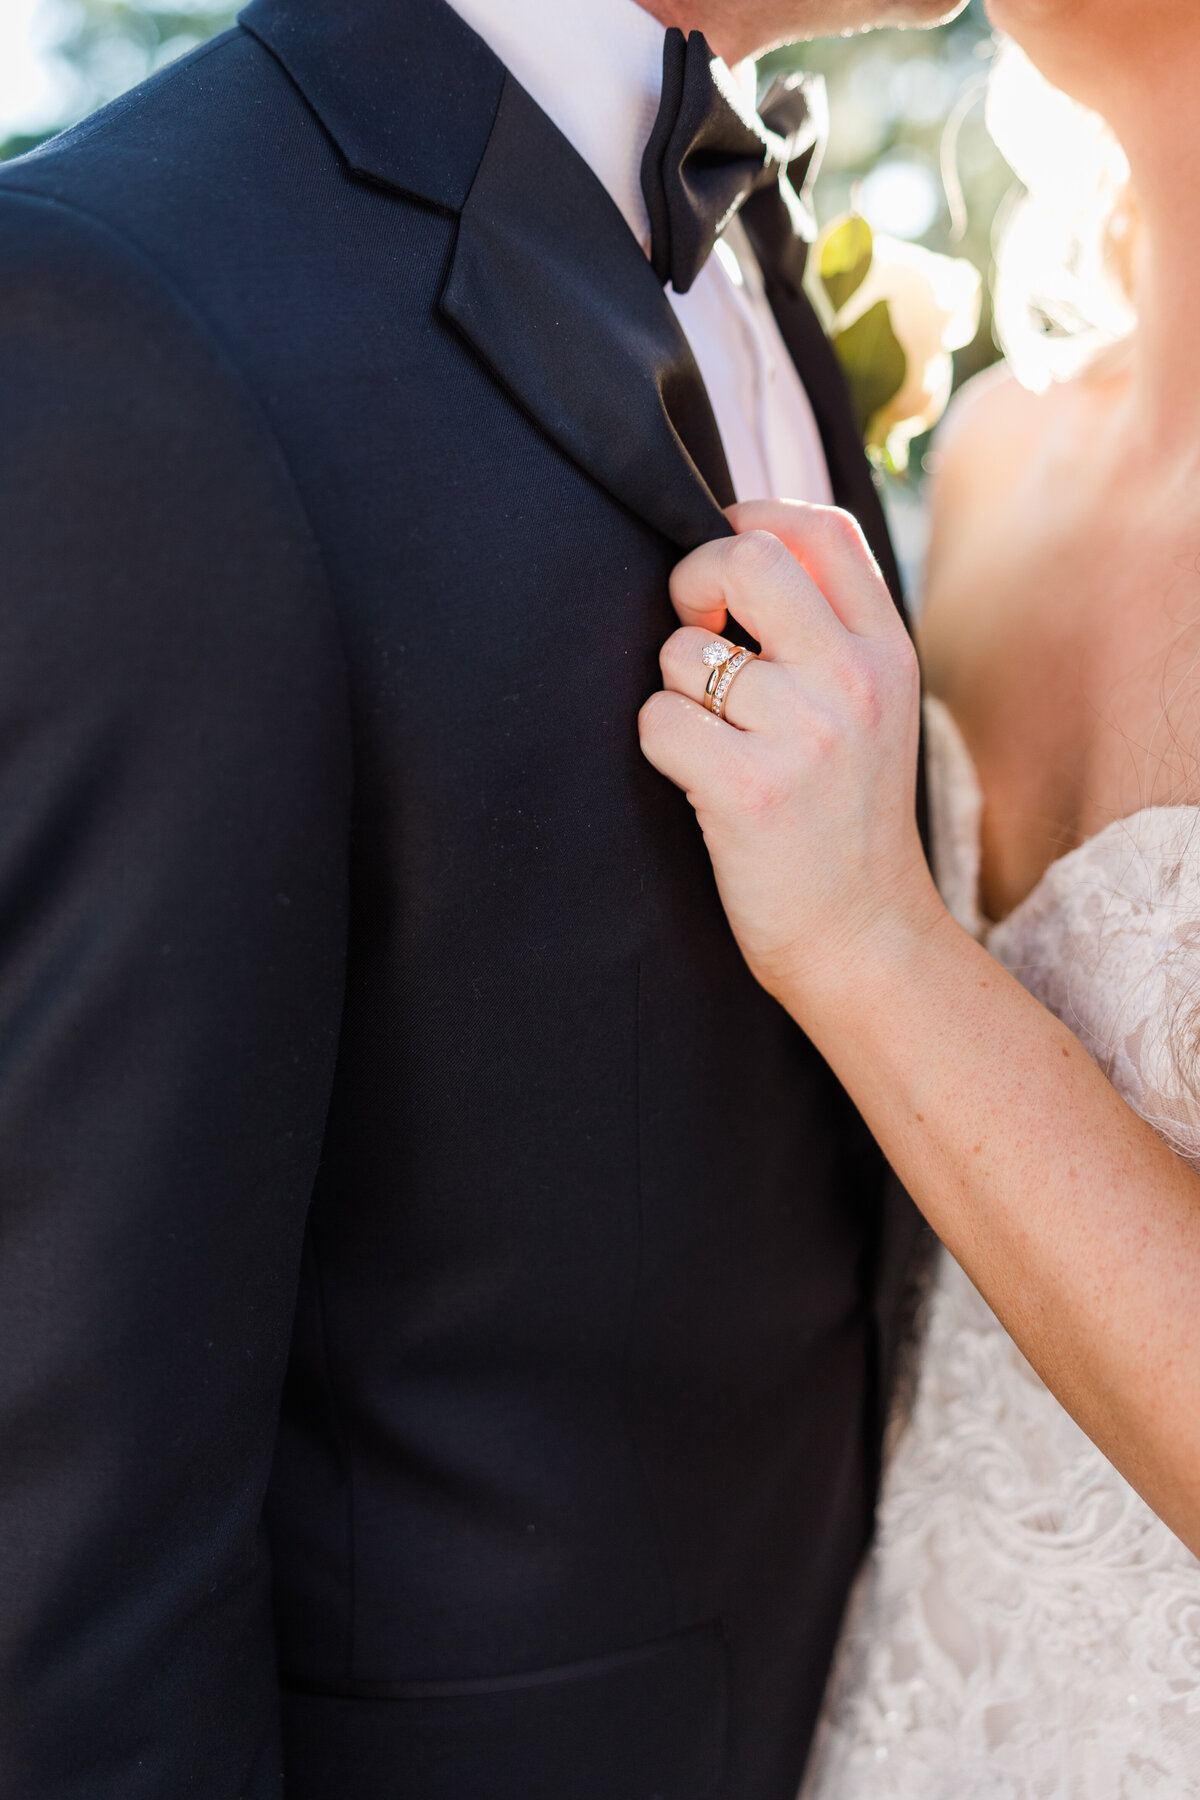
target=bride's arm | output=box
[638,500,1200,1557]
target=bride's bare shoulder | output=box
[918,364,1067,675]
[921,361,1092,615]
[927,361,1049,522]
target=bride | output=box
[639,0,1200,1792]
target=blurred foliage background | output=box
[0,0,1009,337]
[0,0,237,158]
[0,0,1009,271]
[772,4,1006,391]
[0,0,1010,512]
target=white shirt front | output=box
[445,0,833,508]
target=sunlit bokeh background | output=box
[0,0,1010,345]
[0,0,1009,311]
[0,0,1014,548]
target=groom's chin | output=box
[779,0,969,40]
[854,0,971,24]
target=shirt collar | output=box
[445,0,755,251]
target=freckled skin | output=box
[636,0,1200,1563]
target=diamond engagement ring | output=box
[701,640,755,721]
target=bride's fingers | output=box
[637,685,751,797]
[669,530,847,666]
[725,500,905,642]
[658,627,776,732]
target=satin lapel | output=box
[766,282,903,604]
[441,73,734,553]
[241,0,731,550]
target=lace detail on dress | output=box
[801,697,1200,1800]
[988,803,1200,1165]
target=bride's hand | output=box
[638,499,946,1015]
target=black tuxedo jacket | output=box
[0,3,926,1796]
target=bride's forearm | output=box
[793,912,1200,1556]
[637,502,1200,1548]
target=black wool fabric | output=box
[0,1,924,1796]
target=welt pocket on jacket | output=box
[280,1620,728,1799]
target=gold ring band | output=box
[703,645,754,719]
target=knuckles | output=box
[818,506,884,581]
[638,685,711,745]
[727,528,792,585]
[829,636,919,732]
[637,687,674,736]
[792,702,844,767]
[733,748,795,822]
[813,505,889,597]
[820,507,867,555]
[659,628,703,688]
[832,651,886,731]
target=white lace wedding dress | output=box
[802,696,1200,1800]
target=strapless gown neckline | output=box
[924,687,1200,936]
[800,696,1200,1800]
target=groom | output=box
[0,0,962,1795]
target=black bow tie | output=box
[641,29,825,297]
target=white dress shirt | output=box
[445,0,833,507]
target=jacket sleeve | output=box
[0,189,351,1797]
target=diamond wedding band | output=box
[701,640,755,721]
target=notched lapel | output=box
[239,0,504,212]
[441,74,734,553]
[242,0,733,550]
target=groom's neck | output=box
[633,0,768,62]
[634,0,968,62]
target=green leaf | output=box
[818,215,874,314]
[831,299,908,441]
